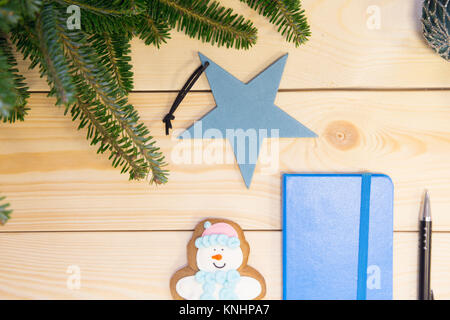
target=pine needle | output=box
[0,195,12,225]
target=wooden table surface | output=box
[1,0,450,299]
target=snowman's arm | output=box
[235,276,262,300]
[176,276,203,300]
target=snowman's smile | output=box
[213,262,226,269]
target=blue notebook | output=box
[283,173,393,300]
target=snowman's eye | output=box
[213,248,216,251]
[221,248,224,251]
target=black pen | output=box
[419,190,433,300]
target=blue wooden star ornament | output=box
[179,53,317,188]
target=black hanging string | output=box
[163,61,210,135]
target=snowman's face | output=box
[196,245,243,272]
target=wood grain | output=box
[1,91,449,232]
[15,0,450,91]
[0,231,448,300]
[2,0,450,301]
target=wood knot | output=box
[324,120,359,151]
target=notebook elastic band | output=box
[357,173,371,300]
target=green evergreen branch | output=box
[52,5,167,183]
[70,80,149,179]
[0,35,29,122]
[15,0,42,18]
[80,11,135,34]
[154,0,257,49]
[61,0,144,34]
[0,6,21,32]
[49,0,140,36]
[55,0,145,16]
[89,33,134,96]
[63,34,166,181]
[36,2,76,105]
[0,195,12,225]
[10,23,39,67]
[1,104,29,123]
[135,13,171,47]
[0,36,19,118]
[241,0,310,46]
[0,0,41,32]
[11,4,167,183]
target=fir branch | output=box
[0,0,41,32]
[80,10,136,34]
[10,23,45,87]
[0,37,18,118]
[55,0,145,16]
[52,4,167,183]
[36,2,76,105]
[1,104,29,123]
[240,0,310,46]
[0,195,12,225]
[89,33,134,96]
[16,0,42,18]
[70,79,149,179]
[154,0,257,49]
[11,3,167,183]
[0,5,21,32]
[0,35,29,122]
[135,13,171,47]
[54,0,145,34]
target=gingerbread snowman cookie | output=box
[170,218,266,300]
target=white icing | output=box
[196,245,243,272]
[235,277,262,299]
[176,275,262,300]
[176,276,203,300]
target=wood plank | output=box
[0,231,281,299]
[395,232,450,300]
[0,231,448,299]
[1,91,449,232]
[15,0,450,91]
